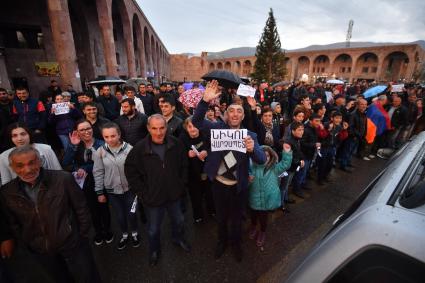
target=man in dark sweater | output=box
[96,85,120,121]
[115,98,148,146]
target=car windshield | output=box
[399,147,425,209]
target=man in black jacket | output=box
[0,146,100,282]
[0,206,13,283]
[387,95,408,148]
[97,85,120,121]
[115,98,148,146]
[124,114,190,266]
[341,98,367,168]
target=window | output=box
[0,26,43,49]
[362,67,369,73]
[116,52,120,65]
[327,246,425,283]
[348,67,352,73]
[313,67,316,73]
[321,67,325,73]
[341,67,346,73]
[371,67,378,73]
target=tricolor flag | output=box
[365,102,391,143]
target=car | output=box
[286,132,425,283]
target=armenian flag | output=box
[365,102,391,143]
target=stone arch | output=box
[150,35,156,78]
[224,61,231,71]
[143,27,152,77]
[354,52,379,80]
[132,14,144,77]
[242,60,252,76]
[112,0,134,77]
[296,56,310,79]
[312,55,330,77]
[155,41,160,81]
[234,61,241,75]
[333,53,352,79]
[382,51,409,81]
[217,62,223,69]
[209,62,215,71]
[67,0,95,84]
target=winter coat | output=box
[0,169,91,254]
[249,151,292,210]
[12,98,47,130]
[97,95,120,121]
[93,142,132,195]
[301,123,318,160]
[48,107,81,136]
[124,135,188,207]
[114,112,148,146]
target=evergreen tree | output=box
[252,8,286,82]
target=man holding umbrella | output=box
[192,80,266,262]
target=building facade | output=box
[0,0,170,95]
[170,43,425,83]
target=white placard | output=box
[391,84,404,93]
[211,129,247,153]
[52,102,70,115]
[236,84,256,97]
[325,91,332,103]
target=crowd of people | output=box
[0,77,424,282]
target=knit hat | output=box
[270,102,280,111]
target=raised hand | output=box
[244,135,255,153]
[203,80,221,102]
[69,130,81,145]
[247,96,257,110]
[283,143,291,152]
[342,122,349,130]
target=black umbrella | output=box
[201,70,243,89]
[272,81,290,88]
[88,76,126,86]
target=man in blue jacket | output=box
[192,80,266,262]
[12,86,47,143]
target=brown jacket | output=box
[0,169,91,254]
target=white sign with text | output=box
[52,102,70,115]
[236,84,256,97]
[211,129,247,153]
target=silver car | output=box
[286,132,425,283]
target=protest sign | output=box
[52,102,70,115]
[211,129,247,153]
[236,84,256,97]
[391,84,404,93]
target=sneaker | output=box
[256,232,266,247]
[368,154,376,159]
[248,226,257,240]
[117,236,128,251]
[363,157,370,161]
[94,234,104,246]
[132,234,141,248]
[104,232,114,244]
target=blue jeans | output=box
[280,172,295,208]
[340,138,358,168]
[317,147,336,181]
[293,159,311,192]
[108,191,139,235]
[145,198,185,254]
[58,134,71,150]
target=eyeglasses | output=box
[78,127,92,132]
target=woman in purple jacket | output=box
[48,93,81,149]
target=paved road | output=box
[6,157,386,283]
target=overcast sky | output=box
[137,0,425,54]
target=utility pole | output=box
[346,19,354,48]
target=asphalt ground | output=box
[5,156,387,283]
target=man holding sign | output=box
[193,80,266,262]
